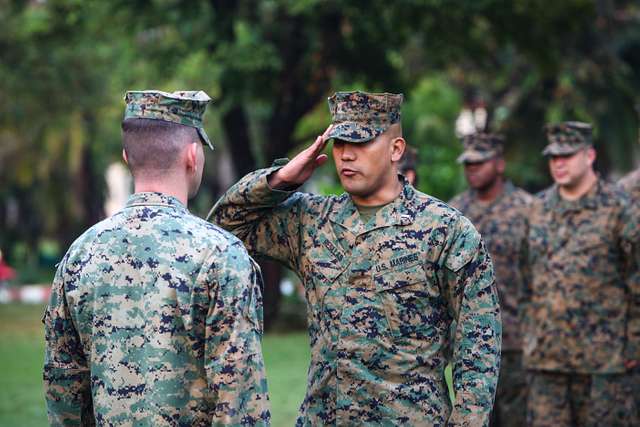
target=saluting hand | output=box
[268,125,333,190]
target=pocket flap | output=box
[374,264,425,292]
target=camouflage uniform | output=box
[210,91,502,426]
[450,132,532,427]
[619,167,640,422]
[523,122,640,427]
[43,91,270,426]
[619,168,640,201]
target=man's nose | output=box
[341,144,357,160]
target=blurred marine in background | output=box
[43,90,270,426]
[618,136,640,422]
[449,132,532,427]
[210,91,501,426]
[398,145,418,186]
[523,121,639,426]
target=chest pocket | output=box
[374,263,442,340]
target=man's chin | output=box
[552,176,570,186]
[342,183,368,198]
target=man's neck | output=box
[351,179,403,207]
[476,177,504,203]
[558,170,598,201]
[134,179,189,206]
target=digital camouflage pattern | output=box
[527,371,637,427]
[619,168,640,201]
[209,167,502,426]
[326,91,403,143]
[541,121,592,156]
[124,90,214,149]
[523,179,640,373]
[450,182,531,427]
[43,192,270,426]
[456,133,505,164]
[618,167,640,419]
[449,182,532,351]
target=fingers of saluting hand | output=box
[310,125,333,156]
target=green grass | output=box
[263,333,309,426]
[0,304,452,427]
[0,304,49,427]
[0,303,310,427]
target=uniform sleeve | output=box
[204,242,270,426]
[440,216,501,427]
[43,255,95,426]
[208,165,307,272]
[621,202,640,364]
[518,208,533,341]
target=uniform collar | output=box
[125,192,188,212]
[329,175,416,235]
[545,178,601,212]
[468,180,515,206]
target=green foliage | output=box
[403,75,466,201]
[1,0,640,276]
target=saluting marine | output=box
[210,91,501,426]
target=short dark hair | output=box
[121,118,199,177]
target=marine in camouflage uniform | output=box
[618,155,640,422]
[43,91,270,426]
[449,133,532,427]
[210,91,501,426]
[523,122,640,426]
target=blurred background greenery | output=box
[1,0,639,285]
[1,0,639,424]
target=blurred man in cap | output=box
[523,121,639,426]
[450,132,532,427]
[210,90,501,425]
[398,145,418,186]
[43,90,270,426]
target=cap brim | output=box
[456,150,496,164]
[327,122,385,143]
[197,128,214,151]
[542,143,585,156]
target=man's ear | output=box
[185,142,198,171]
[586,147,596,166]
[122,149,129,165]
[391,137,406,162]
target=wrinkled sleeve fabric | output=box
[204,242,271,426]
[208,166,306,273]
[440,215,502,427]
[43,255,95,427]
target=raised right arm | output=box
[208,165,305,271]
[208,129,332,271]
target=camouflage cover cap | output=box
[456,132,504,164]
[326,91,403,143]
[124,90,214,150]
[542,121,592,156]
